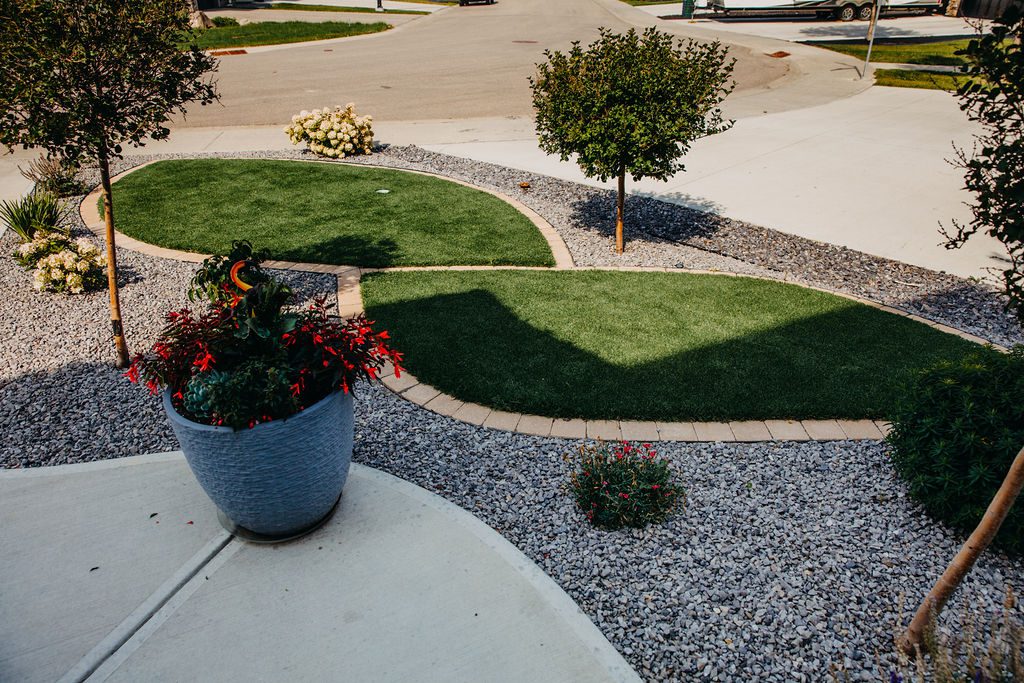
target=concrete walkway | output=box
[0,453,638,683]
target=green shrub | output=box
[19,154,84,197]
[888,348,1024,555]
[15,234,106,294]
[187,239,271,304]
[569,441,682,529]
[211,16,239,27]
[0,192,65,241]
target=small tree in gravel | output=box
[0,0,218,367]
[901,7,1024,656]
[530,27,734,254]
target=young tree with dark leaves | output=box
[0,0,218,367]
[901,8,1024,655]
[944,7,1024,322]
[530,27,734,254]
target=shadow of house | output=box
[363,275,996,422]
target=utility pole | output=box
[862,0,882,78]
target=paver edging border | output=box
[78,156,1003,443]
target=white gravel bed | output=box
[353,382,1024,682]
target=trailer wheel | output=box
[836,3,857,20]
[857,3,874,19]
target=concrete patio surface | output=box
[0,453,637,683]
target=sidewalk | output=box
[0,453,637,683]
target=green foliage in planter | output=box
[0,192,65,241]
[184,361,296,429]
[211,16,239,27]
[887,347,1024,555]
[188,239,271,305]
[570,441,682,529]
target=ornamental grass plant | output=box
[569,441,682,529]
[127,242,402,430]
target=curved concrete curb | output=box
[81,156,1002,443]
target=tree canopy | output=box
[530,27,734,252]
[0,0,218,163]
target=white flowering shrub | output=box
[15,233,106,295]
[285,103,374,159]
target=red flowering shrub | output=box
[569,441,682,529]
[128,248,402,429]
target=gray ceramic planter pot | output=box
[163,389,354,538]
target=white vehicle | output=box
[710,0,945,21]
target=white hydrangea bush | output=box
[15,233,106,295]
[285,103,374,159]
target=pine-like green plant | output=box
[888,347,1024,555]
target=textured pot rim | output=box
[162,387,350,434]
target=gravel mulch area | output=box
[0,229,336,469]
[3,148,1023,680]
[353,382,1024,682]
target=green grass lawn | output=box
[362,270,994,421]
[814,38,973,66]
[268,3,429,15]
[874,68,959,91]
[111,159,553,268]
[188,20,389,49]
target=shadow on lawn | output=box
[275,233,401,269]
[364,284,991,422]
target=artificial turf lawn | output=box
[362,270,996,421]
[874,68,958,91]
[111,159,554,268]
[188,20,390,50]
[814,38,973,66]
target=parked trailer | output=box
[710,0,945,21]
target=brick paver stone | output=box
[483,410,521,432]
[619,420,660,442]
[729,421,772,441]
[801,420,847,440]
[550,418,587,439]
[692,422,735,442]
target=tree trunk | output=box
[899,444,1024,653]
[615,168,625,254]
[97,152,131,368]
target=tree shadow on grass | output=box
[365,285,992,422]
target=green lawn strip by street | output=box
[362,270,993,421]
[874,68,959,91]
[111,159,554,268]
[268,3,429,15]
[813,38,972,66]
[188,20,389,50]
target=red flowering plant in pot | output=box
[127,241,402,540]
